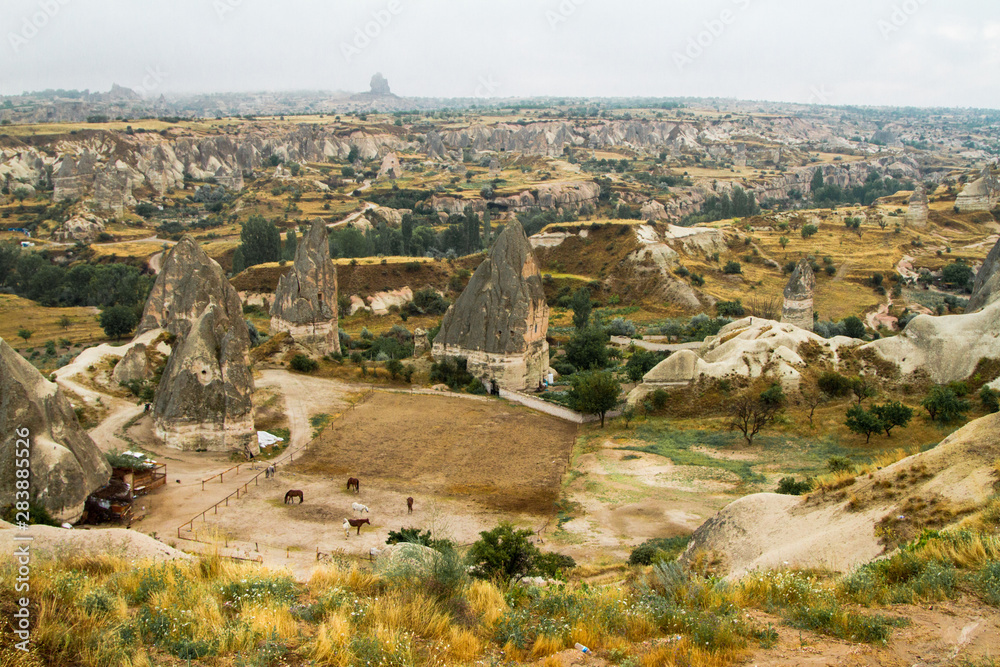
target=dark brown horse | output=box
[284,490,304,504]
[347,477,360,493]
[406,497,414,514]
[347,517,370,535]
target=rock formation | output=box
[52,214,106,244]
[682,411,1000,578]
[780,259,815,331]
[629,318,860,404]
[92,164,135,215]
[432,220,550,391]
[270,221,340,354]
[905,186,929,227]
[413,328,430,357]
[0,338,111,523]
[112,343,153,385]
[378,152,403,179]
[955,166,999,212]
[369,72,392,96]
[138,236,255,452]
[966,237,1000,312]
[864,300,1000,384]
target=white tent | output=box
[257,431,285,448]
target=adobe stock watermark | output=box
[807,84,833,105]
[340,1,404,63]
[7,0,73,54]
[213,0,243,21]
[474,75,501,99]
[546,0,587,31]
[132,66,169,97]
[11,426,33,653]
[877,0,930,40]
[673,0,753,72]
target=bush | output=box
[289,354,319,373]
[826,456,854,473]
[980,386,1000,413]
[842,315,866,339]
[818,371,853,397]
[922,386,970,423]
[977,561,1000,606]
[532,552,577,579]
[467,523,540,583]
[606,317,637,337]
[465,378,488,395]
[628,536,690,565]
[777,477,813,495]
[801,224,818,238]
[430,357,474,389]
[625,349,659,382]
[564,326,610,370]
[723,261,742,275]
[716,300,746,318]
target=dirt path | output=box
[833,261,851,281]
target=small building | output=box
[83,452,166,526]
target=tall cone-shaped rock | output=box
[781,259,815,331]
[0,338,111,522]
[905,186,929,228]
[140,236,255,452]
[270,220,340,353]
[967,237,1000,313]
[432,220,549,390]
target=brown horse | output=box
[347,517,370,535]
[284,490,304,504]
[406,497,414,514]
[347,477,360,493]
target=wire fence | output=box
[176,389,374,541]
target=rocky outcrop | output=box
[52,214,106,244]
[427,181,601,216]
[640,200,668,221]
[905,186,929,227]
[112,343,152,385]
[955,166,999,212]
[781,259,815,331]
[92,164,135,215]
[138,236,255,451]
[629,318,859,403]
[0,338,111,523]
[413,328,430,357]
[432,220,550,391]
[864,300,1000,384]
[369,72,392,96]
[966,237,1000,312]
[270,221,340,354]
[53,152,96,201]
[378,152,403,179]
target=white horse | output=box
[343,518,350,538]
[352,502,370,516]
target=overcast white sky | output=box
[1,0,998,108]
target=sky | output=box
[1,0,999,108]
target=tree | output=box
[16,328,33,344]
[851,376,878,406]
[723,261,743,275]
[570,287,592,330]
[341,166,356,178]
[283,230,297,261]
[99,305,138,340]
[779,236,789,249]
[870,401,914,437]
[941,261,974,289]
[625,349,658,382]
[239,215,281,268]
[801,224,818,239]
[569,370,621,427]
[980,386,1000,413]
[386,358,403,380]
[727,385,783,446]
[289,354,319,373]
[347,144,360,163]
[401,214,414,255]
[801,388,829,427]
[811,168,825,194]
[922,386,970,423]
[467,523,539,584]
[565,327,609,370]
[845,405,883,443]
[12,186,31,203]
[842,315,866,339]
[58,315,72,330]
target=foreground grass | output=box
[2,529,999,666]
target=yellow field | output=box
[0,294,106,347]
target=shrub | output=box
[723,260,742,275]
[467,523,540,584]
[842,315,866,339]
[818,371,853,397]
[606,317,637,338]
[289,354,319,373]
[801,224,818,238]
[564,326,610,370]
[981,386,1000,414]
[777,477,813,495]
[716,300,746,318]
[921,386,970,423]
[532,552,577,579]
[977,561,1000,606]
[628,537,691,565]
[430,356,474,389]
[826,456,854,473]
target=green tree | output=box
[564,327,609,370]
[401,214,414,255]
[810,168,825,193]
[801,224,818,239]
[568,370,621,427]
[625,349,659,382]
[231,247,246,275]
[12,186,31,202]
[16,328,33,343]
[467,523,539,584]
[941,261,974,289]
[723,260,742,275]
[843,315,866,339]
[845,405,883,443]
[347,144,360,163]
[922,386,970,423]
[851,376,878,406]
[727,385,783,446]
[58,315,72,330]
[238,215,281,268]
[980,386,999,413]
[870,401,914,437]
[570,287,592,330]
[779,236,789,249]
[98,305,138,340]
[341,166,356,178]
[283,230,297,261]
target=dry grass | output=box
[0,294,106,346]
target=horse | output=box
[406,497,414,514]
[265,466,276,479]
[347,518,370,535]
[343,519,350,538]
[284,490,304,504]
[346,477,360,493]
[352,502,369,516]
